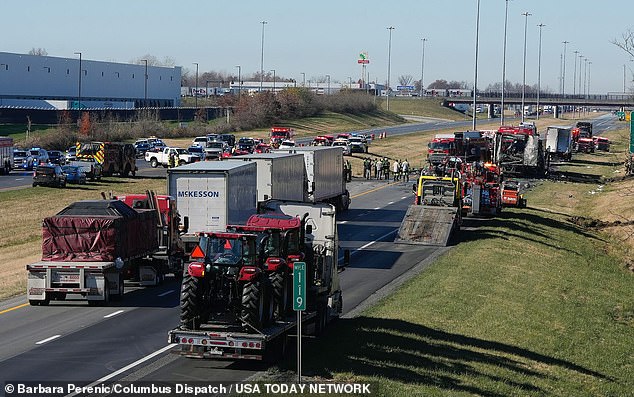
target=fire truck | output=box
[270,127,295,149]
[461,162,501,217]
[427,134,463,165]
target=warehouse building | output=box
[0,52,181,109]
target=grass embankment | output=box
[283,118,634,396]
[0,176,166,300]
[376,97,470,121]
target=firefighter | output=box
[344,159,352,182]
[402,159,410,182]
[382,158,390,180]
[168,151,176,168]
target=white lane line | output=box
[338,229,399,262]
[373,207,381,210]
[66,344,177,397]
[401,196,408,199]
[103,310,125,318]
[35,334,61,345]
[388,201,394,205]
[339,220,348,224]
[157,290,175,297]
[14,178,24,181]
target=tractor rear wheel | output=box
[270,271,289,321]
[180,273,202,329]
[241,279,265,330]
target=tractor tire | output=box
[241,279,265,330]
[180,273,202,329]
[270,271,289,321]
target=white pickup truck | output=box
[145,147,199,168]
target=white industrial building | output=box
[0,52,182,109]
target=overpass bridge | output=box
[446,92,634,108]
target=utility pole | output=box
[420,38,427,98]
[562,40,569,96]
[536,23,545,121]
[472,0,481,130]
[386,26,395,111]
[520,11,531,123]
[501,0,509,125]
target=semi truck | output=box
[169,200,345,361]
[71,141,136,179]
[167,161,258,254]
[27,200,161,305]
[273,146,350,211]
[545,126,573,161]
[494,123,547,177]
[0,136,14,175]
[228,153,306,202]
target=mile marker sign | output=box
[293,262,306,311]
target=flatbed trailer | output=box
[27,261,123,305]
[168,312,316,360]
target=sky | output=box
[2,0,634,94]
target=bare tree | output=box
[28,48,48,56]
[612,29,634,58]
[398,75,414,86]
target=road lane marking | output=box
[66,344,177,397]
[103,310,125,318]
[157,290,175,297]
[14,178,24,181]
[339,220,348,224]
[36,335,61,345]
[338,229,399,262]
[402,196,408,200]
[350,182,399,199]
[388,201,394,205]
[0,302,28,315]
[373,207,381,210]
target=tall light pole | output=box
[501,0,510,125]
[74,52,82,110]
[420,38,427,98]
[235,65,241,99]
[584,58,588,99]
[587,61,592,98]
[562,40,569,96]
[141,59,148,107]
[271,69,276,92]
[624,64,627,93]
[326,74,331,95]
[301,72,305,87]
[579,54,584,98]
[573,50,579,96]
[260,21,268,92]
[386,26,395,111]
[520,11,531,123]
[472,0,481,130]
[193,62,199,108]
[536,23,545,121]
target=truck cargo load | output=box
[42,200,158,262]
[273,146,350,211]
[228,153,306,202]
[545,126,573,161]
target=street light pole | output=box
[420,38,427,98]
[74,52,82,110]
[562,41,569,96]
[537,23,545,121]
[193,62,199,108]
[579,54,584,98]
[501,0,509,125]
[520,11,531,123]
[235,65,241,99]
[588,61,592,98]
[260,21,268,92]
[141,59,148,107]
[573,50,579,96]
[472,0,481,130]
[326,74,330,95]
[386,26,395,111]
[301,72,305,87]
[271,69,276,92]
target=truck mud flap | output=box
[395,205,458,246]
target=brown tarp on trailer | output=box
[42,200,158,262]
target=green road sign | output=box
[293,262,306,311]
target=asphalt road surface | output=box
[0,178,443,391]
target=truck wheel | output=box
[241,279,265,330]
[270,271,289,321]
[179,160,186,166]
[150,158,159,168]
[180,273,202,329]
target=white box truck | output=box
[545,126,573,161]
[228,152,306,202]
[167,162,258,253]
[273,146,350,211]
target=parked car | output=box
[237,137,256,153]
[278,140,296,149]
[192,136,210,148]
[348,136,368,153]
[13,149,35,170]
[593,136,610,152]
[187,145,206,161]
[47,150,64,165]
[134,142,151,158]
[254,142,272,153]
[61,165,87,184]
[65,147,77,163]
[332,139,351,156]
[28,148,49,165]
[218,134,236,148]
[33,164,66,188]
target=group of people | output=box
[362,157,410,181]
[167,151,180,168]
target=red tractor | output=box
[180,232,274,330]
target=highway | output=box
[0,178,442,389]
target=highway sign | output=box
[293,262,306,311]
